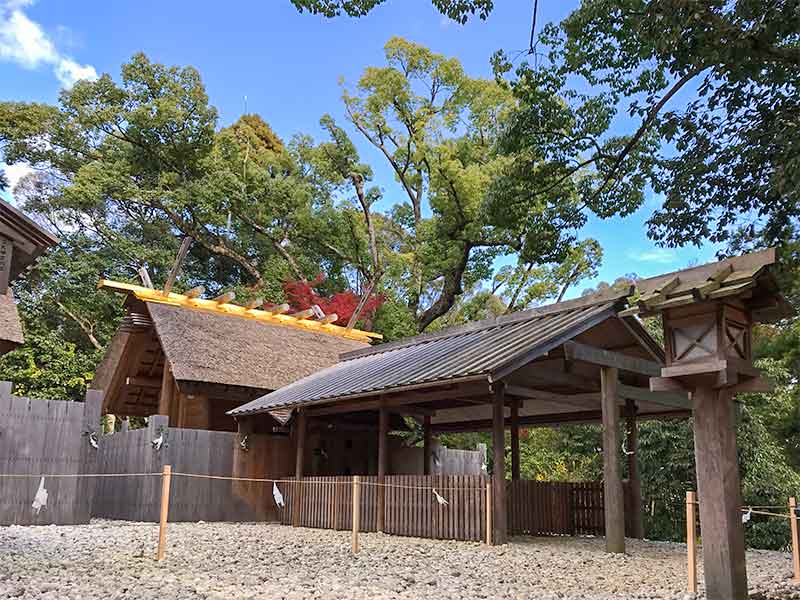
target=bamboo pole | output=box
[156,464,172,561]
[790,497,800,582]
[486,481,492,546]
[686,490,697,593]
[352,476,361,554]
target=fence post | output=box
[156,464,172,561]
[686,490,697,593]
[486,481,492,546]
[352,476,361,554]
[790,497,800,582]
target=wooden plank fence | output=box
[0,385,102,525]
[280,475,488,542]
[92,415,293,522]
[507,480,606,536]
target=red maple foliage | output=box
[283,275,384,327]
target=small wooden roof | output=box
[620,248,791,322]
[0,201,58,354]
[0,200,59,281]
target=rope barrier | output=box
[0,472,160,479]
[0,470,488,493]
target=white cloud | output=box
[627,247,676,264]
[2,162,34,190]
[0,0,96,87]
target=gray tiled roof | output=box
[229,292,628,417]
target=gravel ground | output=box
[1,521,799,599]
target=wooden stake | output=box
[156,464,172,561]
[687,490,697,593]
[790,497,800,583]
[486,481,492,546]
[352,476,361,554]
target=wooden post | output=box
[492,384,507,545]
[687,490,698,594]
[510,395,520,481]
[486,481,492,545]
[601,366,625,553]
[157,359,173,417]
[352,475,361,554]
[790,497,800,583]
[423,415,432,476]
[293,410,306,527]
[692,387,748,600]
[377,402,389,533]
[0,236,13,295]
[625,399,644,539]
[156,464,172,561]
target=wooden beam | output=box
[618,383,690,410]
[185,285,204,299]
[563,340,662,376]
[492,384,507,545]
[213,291,236,304]
[0,236,12,295]
[126,376,162,389]
[267,303,290,315]
[430,408,691,432]
[157,360,173,416]
[510,395,520,480]
[304,384,490,417]
[377,401,389,532]
[423,415,432,475]
[692,387,748,599]
[601,366,625,553]
[162,236,192,296]
[290,308,315,320]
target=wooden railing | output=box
[279,475,488,542]
[280,476,615,542]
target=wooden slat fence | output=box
[92,415,292,522]
[0,386,102,525]
[280,475,488,542]
[507,480,615,537]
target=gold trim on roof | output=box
[98,279,381,343]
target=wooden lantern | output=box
[619,248,791,391]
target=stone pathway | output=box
[1,521,798,599]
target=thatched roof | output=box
[148,302,368,390]
[0,290,23,353]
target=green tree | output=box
[290,0,494,23]
[545,0,800,250]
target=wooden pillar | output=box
[625,399,644,539]
[377,402,389,532]
[693,387,748,600]
[601,366,625,553]
[157,359,173,417]
[423,414,432,475]
[293,409,307,527]
[492,384,507,545]
[510,395,520,481]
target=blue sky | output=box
[0,0,719,298]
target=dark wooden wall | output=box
[92,415,294,522]
[0,385,102,525]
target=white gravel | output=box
[1,521,799,599]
